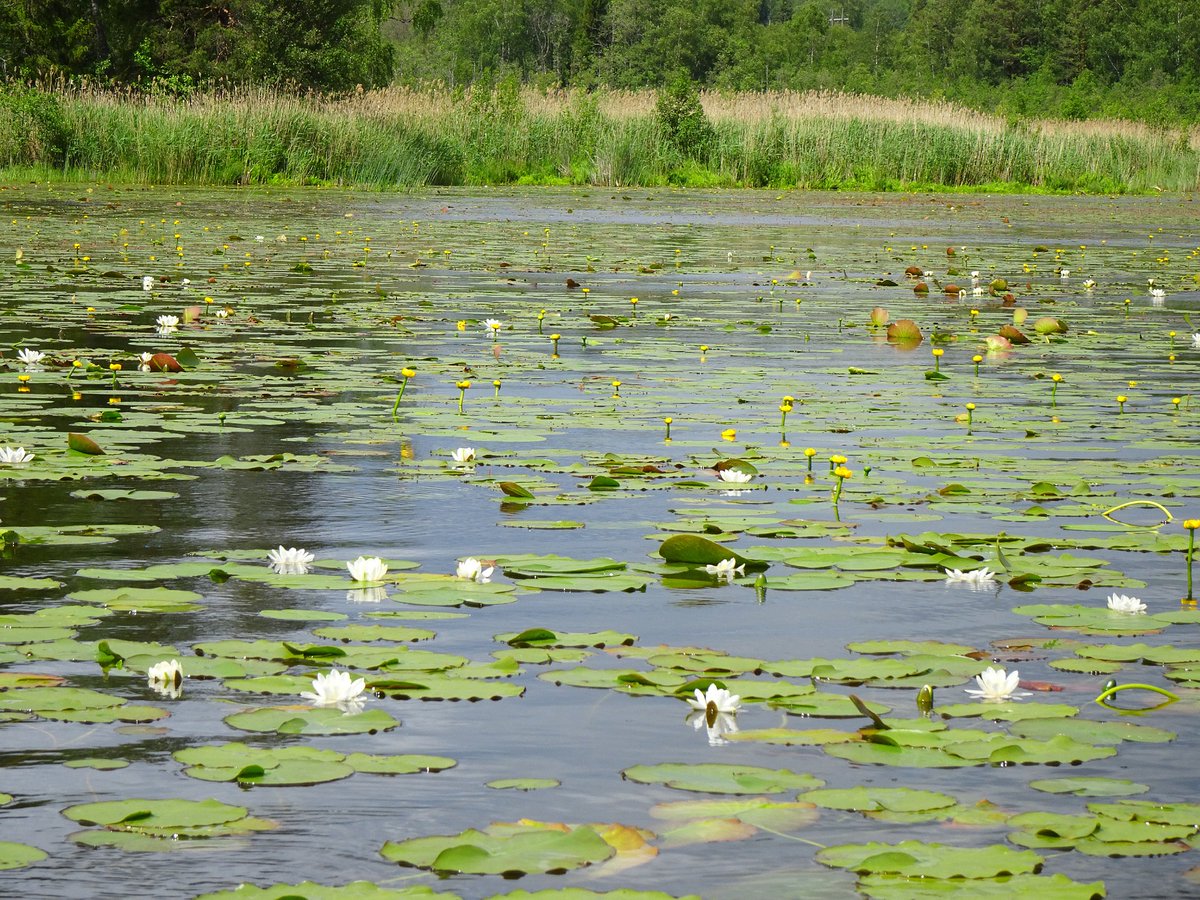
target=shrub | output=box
[655,74,714,159]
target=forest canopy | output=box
[387,0,1200,123]
[0,0,396,91]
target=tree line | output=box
[0,0,395,91]
[1,0,1197,123]
[391,0,1199,123]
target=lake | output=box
[1,184,1198,899]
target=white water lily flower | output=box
[964,666,1027,702]
[1192,333,1200,349]
[139,351,154,372]
[156,314,179,331]
[268,545,314,574]
[717,469,753,484]
[147,659,183,687]
[0,446,34,464]
[970,270,980,283]
[705,558,745,581]
[1107,592,1147,613]
[1059,269,1069,279]
[944,567,996,588]
[689,710,740,745]
[972,286,985,297]
[347,556,388,582]
[300,668,367,708]
[686,684,742,715]
[450,447,476,464]
[17,348,44,366]
[456,557,494,582]
[215,307,231,318]
[142,275,154,291]
[483,318,503,335]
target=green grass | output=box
[1,85,1196,193]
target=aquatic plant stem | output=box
[391,369,414,421]
[753,823,827,849]
[1100,500,1172,527]
[1094,683,1179,705]
[1185,519,1198,601]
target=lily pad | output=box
[0,841,47,871]
[380,822,614,875]
[224,706,399,736]
[816,840,1042,879]
[657,535,767,571]
[486,778,560,791]
[621,763,823,795]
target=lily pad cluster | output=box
[1,186,1198,897]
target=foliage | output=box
[0,0,395,91]
[382,0,1200,125]
[654,73,714,158]
[3,84,1194,192]
[0,87,69,164]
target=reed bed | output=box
[1,84,1196,192]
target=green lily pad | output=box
[498,628,636,649]
[0,841,48,870]
[64,758,130,770]
[344,753,456,774]
[649,797,819,833]
[657,535,767,571]
[801,787,957,814]
[64,797,250,829]
[856,873,1106,899]
[816,840,1043,878]
[1009,718,1174,744]
[621,763,823,795]
[1028,777,1149,797]
[67,586,204,613]
[0,575,63,590]
[486,778,560,791]
[259,609,349,622]
[224,706,399,736]
[380,822,614,875]
[194,882,446,899]
[69,488,178,501]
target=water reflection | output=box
[687,710,739,745]
[345,586,387,603]
[0,187,1197,897]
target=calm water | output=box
[1,185,1199,898]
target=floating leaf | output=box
[0,842,48,871]
[224,706,399,736]
[621,763,823,795]
[816,840,1042,879]
[486,778,560,791]
[657,535,766,571]
[67,432,105,455]
[380,822,614,875]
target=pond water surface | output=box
[1,185,1199,899]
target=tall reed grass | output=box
[1,83,1196,192]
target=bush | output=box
[655,74,714,159]
[0,88,71,166]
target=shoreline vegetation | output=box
[2,84,1198,193]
